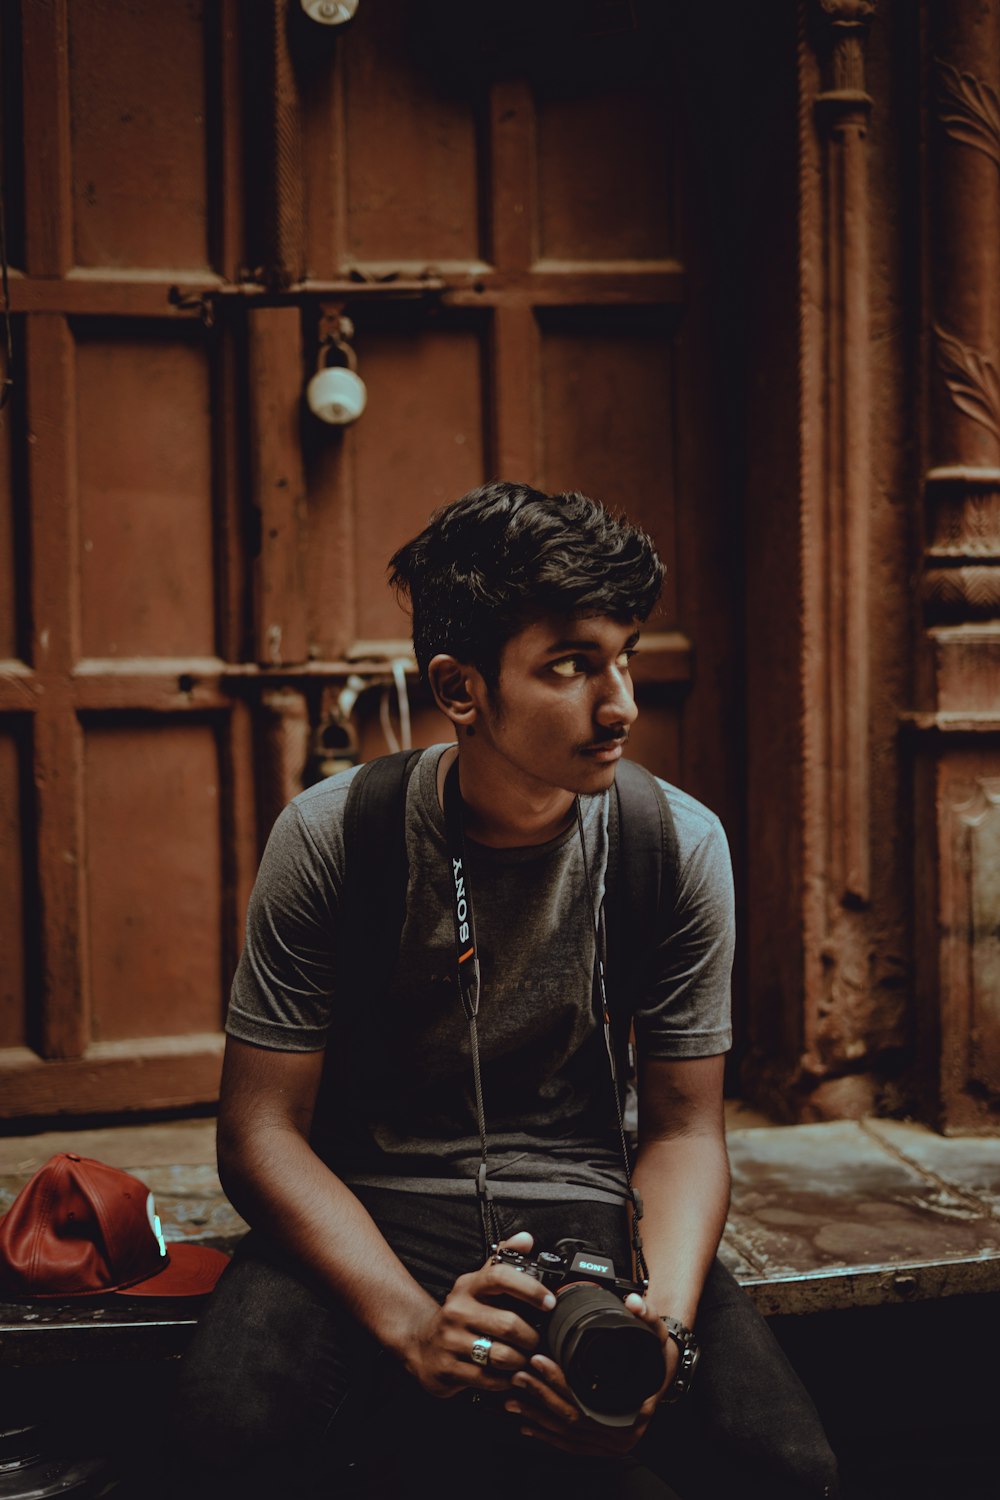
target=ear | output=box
[427,654,483,731]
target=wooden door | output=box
[0,0,741,1120]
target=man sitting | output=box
[173,482,838,1499]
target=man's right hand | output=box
[402,1232,557,1398]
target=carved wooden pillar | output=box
[743,1,883,1120]
[813,0,875,908]
[911,0,1000,1130]
[793,0,880,1115]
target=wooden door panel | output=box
[0,394,20,658]
[538,315,678,593]
[0,1,245,1117]
[621,708,683,788]
[76,326,217,659]
[343,3,482,264]
[350,318,487,645]
[534,85,676,261]
[0,4,25,273]
[83,719,224,1041]
[0,725,29,1050]
[300,403,354,665]
[67,0,213,271]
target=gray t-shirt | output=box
[227,745,734,1205]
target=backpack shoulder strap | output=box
[339,748,423,997]
[604,760,680,1071]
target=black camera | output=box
[493,1239,666,1427]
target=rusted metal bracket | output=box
[166,272,448,322]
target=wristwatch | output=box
[659,1315,700,1403]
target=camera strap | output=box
[442,759,501,1251]
[577,796,650,1288]
[442,758,648,1285]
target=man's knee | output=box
[167,1349,365,1500]
[763,1433,840,1500]
[165,1241,377,1487]
[706,1407,840,1500]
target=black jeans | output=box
[171,1189,838,1500]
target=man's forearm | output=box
[218,1121,438,1359]
[630,1132,731,1328]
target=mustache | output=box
[580,729,630,750]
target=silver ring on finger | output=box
[470,1335,494,1368]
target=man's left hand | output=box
[503,1291,679,1457]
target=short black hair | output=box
[388,481,664,686]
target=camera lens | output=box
[546,1283,666,1421]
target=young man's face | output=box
[474,613,640,797]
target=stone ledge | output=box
[720,1119,1000,1314]
[1,1115,998,1362]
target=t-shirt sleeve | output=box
[631,788,735,1060]
[225,798,344,1051]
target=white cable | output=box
[379,683,400,753]
[392,657,412,750]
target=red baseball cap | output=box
[0,1153,229,1299]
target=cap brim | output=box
[113,1244,229,1298]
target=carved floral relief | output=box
[933,325,1000,447]
[937,59,1000,170]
